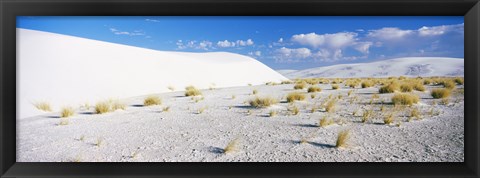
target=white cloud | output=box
[176,40,213,50]
[254,51,261,56]
[237,39,254,46]
[291,32,357,49]
[276,47,312,60]
[217,40,236,47]
[278,38,283,43]
[353,42,373,54]
[367,27,414,40]
[109,28,145,36]
[145,19,160,22]
[418,23,464,36]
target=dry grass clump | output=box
[289,105,300,115]
[162,106,170,112]
[60,107,75,118]
[454,77,464,85]
[111,100,126,111]
[197,107,207,114]
[95,101,111,114]
[335,129,351,148]
[223,138,240,154]
[398,76,407,80]
[362,109,373,123]
[379,82,399,93]
[319,116,334,127]
[348,90,354,96]
[144,96,162,106]
[281,80,293,84]
[324,99,337,113]
[384,113,395,125]
[413,82,426,91]
[431,88,451,99]
[95,137,103,147]
[294,82,306,90]
[307,86,322,93]
[400,83,413,92]
[440,98,449,105]
[440,80,456,89]
[33,102,52,112]
[391,93,419,106]
[410,108,421,119]
[331,84,339,90]
[248,96,279,108]
[361,80,374,88]
[269,110,277,117]
[59,118,69,126]
[252,89,258,95]
[286,92,306,103]
[310,94,316,99]
[185,86,202,96]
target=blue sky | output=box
[17,16,464,70]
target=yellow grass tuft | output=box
[289,105,300,115]
[332,84,339,90]
[441,80,456,89]
[410,108,421,119]
[362,109,373,123]
[185,86,202,96]
[294,82,306,90]
[307,86,322,93]
[384,113,395,125]
[269,110,277,117]
[454,77,464,85]
[33,102,52,112]
[431,88,451,99]
[162,106,170,112]
[286,92,306,103]
[248,96,278,108]
[319,116,334,127]
[144,96,162,106]
[59,118,69,126]
[252,89,258,95]
[223,138,240,154]
[361,80,374,88]
[325,99,337,113]
[391,93,419,106]
[400,83,413,92]
[95,101,111,114]
[379,82,399,93]
[111,100,126,111]
[335,129,351,148]
[60,107,75,118]
[413,82,426,91]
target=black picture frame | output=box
[1,0,479,177]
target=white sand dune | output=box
[278,57,464,79]
[17,28,288,119]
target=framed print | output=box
[1,0,479,177]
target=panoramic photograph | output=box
[16,16,464,162]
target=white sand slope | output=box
[17,28,288,119]
[279,57,464,79]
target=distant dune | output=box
[278,57,464,79]
[18,28,287,119]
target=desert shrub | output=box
[423,79,433,85]
[289,105,300,115]
[249,96,278,108]
[325,99,337,113]
[307,86,322,93]
[336,129,351,148]
[111,100,126,110]
[95,101,111,114]
[60,107,75,118]
[223,138,240,154]
[294,82,306,90]
[33,102,52,112]
[384,113,395,125]
[361,80,374,88]
[379,82,399,93]
[144,96,162,106]
[413,82,426,91]
[185,86,202,96]
[431,88,451,99]
[400,83,413,92]
[454,77,464,85]
[440,80,456,89]
[391,93,419,106]
[319,116,334,128]
[287,92,306,103]
[269,110,277,117]
[332,84,339,90]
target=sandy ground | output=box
[17,83,464,162]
